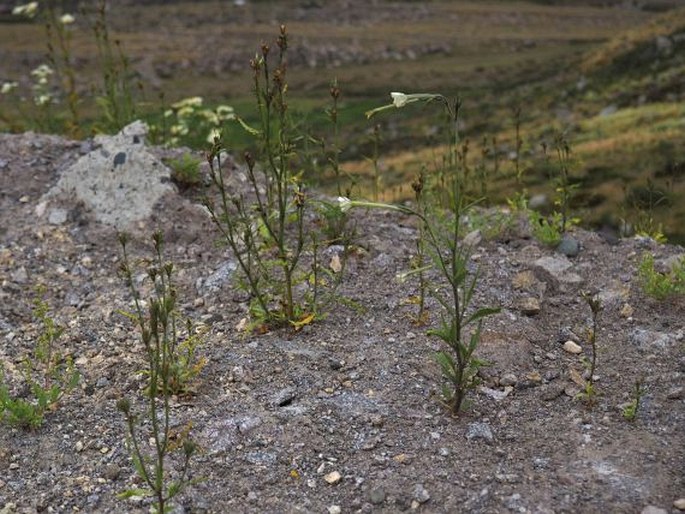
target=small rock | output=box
[272,387,296,407]
[641,506,668,514]
[563,341,583,354]
[534,256,583,285]
[10,266,28,284]
[630,328,674,351]
[556,236,580,257]
[75,441,84,452]
[499,373,518,387]
[48,208,69,225]
[103,463,121,481]
[466,422,494,443]
[463,229,482,248]
[525,371,542,384]
[564,385,582,397]
[324,471,342,485]
[518,297,540,316]
[479,386,513,401]
[620,304,634,318]
[328,506,342,514]
[558,326,579,343]
[666,387,684,400]
[673,498,685,510]
[201,260,237,293]
[367,487,386,505]
[413,484,430,504]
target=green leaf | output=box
[435,351,457,381]
[465,307,500,326]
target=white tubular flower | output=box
[337,196,352,213]
[172,96,203,110]
[390,92,409,108]
[60,13,75,25]
[206,128,222,144]
[216,105,235,121]
[1,82,18,94]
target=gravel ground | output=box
[0,132,684,514]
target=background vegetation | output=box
[0,0,683,241]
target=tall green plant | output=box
[205,26,350,327]
[117,232,199,512]
[361,92,500,413]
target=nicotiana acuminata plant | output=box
[204,25,352,329]
[343,91,500,414]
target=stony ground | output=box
[0,131,684,514]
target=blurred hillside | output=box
[0,0,683,240]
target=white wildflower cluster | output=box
[30,63,55,107]
[59,13,75,25]
[1,82,18,95]
[163,96,235,146]
[12,2,39,18]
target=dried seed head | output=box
[244,151,255,170]
[278,25,288,51]
[330,83,340,100]
[411,173,424,195]
[118,232,129,248]
[261,42,270,57]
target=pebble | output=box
[324,471,342,485]
[499,373,518,387]
[367,487,386,505]
[674,498,685,510]
[466,422,494,443]
[620,303,634,318]
[556,236,580,257]
[518,297,540,316]
[103,463,120,481]
[413,484,430,504]
[75,441,84,452]
[48,208,69,225]
[667,387,684,400]
[563,341,583,354]
[480,386,513,401]
[328,506,342,514]
[534,255,583,285]
[10,266,28,284]
[641,507,668,514]
[272,387,296,407]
